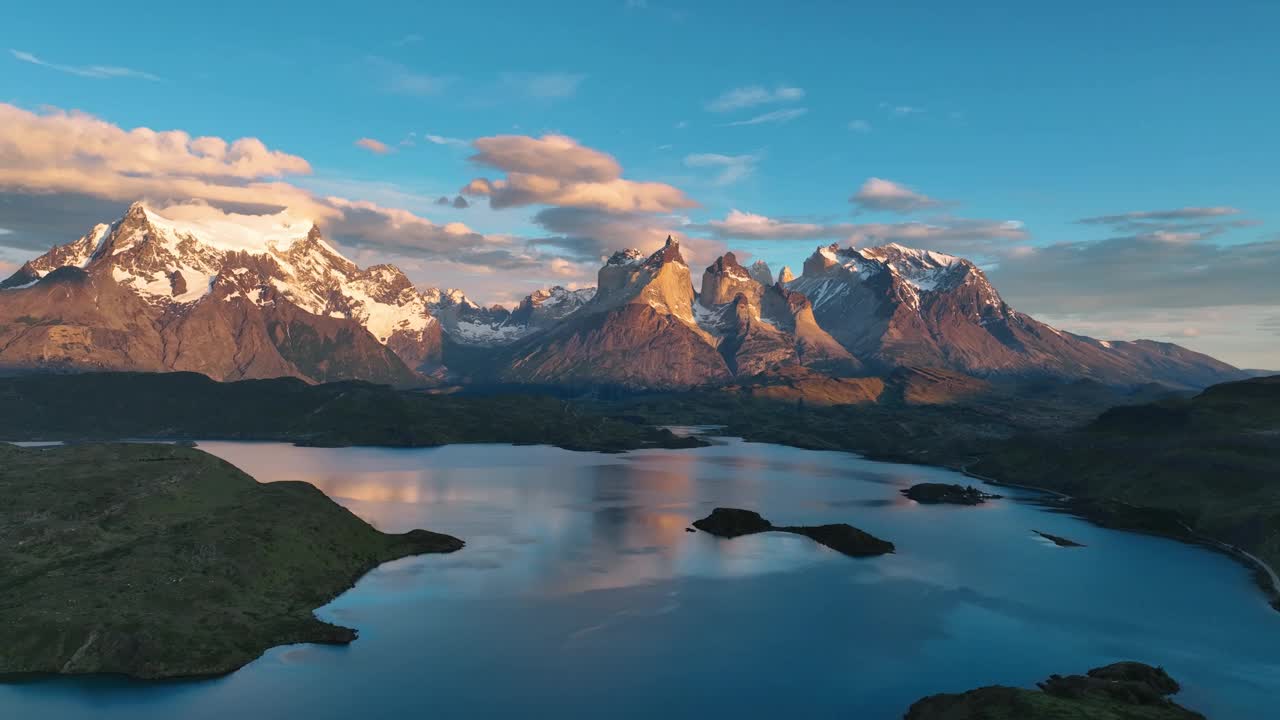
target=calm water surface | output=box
[3,438,1278,718]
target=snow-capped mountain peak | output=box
[5,202,441,370]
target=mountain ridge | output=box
[0,204,1245,390]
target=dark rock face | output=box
[790,243,1244,389]
[692,507,894,557]
[902,483,1001,505]
[905,661,1205,720]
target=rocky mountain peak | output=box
[749,259,774,286]
[700,251,763,308]
[645,235,686,268]
[778,265,795,283]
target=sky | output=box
[0,0,1277,368]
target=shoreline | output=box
[961,463,1280,612]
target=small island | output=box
[1034,529,1085,547]
[0,442,464,680]
[906,661,1205,719]
[901,482,1002,505]
[692,508,894,557]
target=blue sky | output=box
[1,1,1277,366]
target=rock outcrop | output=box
[692,507,895,557]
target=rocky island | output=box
[0,442,463,680]
[692,508,894,557]
[901,483,1002,505]
[1035,530,1085,547]
[905,661,1205,719]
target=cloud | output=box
[366,56,453,95]
[425,133,468,147]
[355,138,393,154]
[850,178,942,214]
[683,153,759,185]
[529,206,725,271]
[844,217,1028,255]
[689,208,1027,255]
[1078,207,1242,225]
[706,85,804,112]
[0,103,326,220]
[470,134,620,183]
[990,234,1280,314]
[880,102,924,116]
[848,120,872,133]
[1072,206,1257,246]
[0,103,577,285]
[499,72,586,99]
[323,198,542,270]
[698,210,834,240]
[10,48,160,81]
[462,134,695,212]
[434,195,469,208]
[724,108,808,127]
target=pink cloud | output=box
[462,134,696,213]
[355,137,393,155]
[850,177,942,214]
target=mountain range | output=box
[0,203,1245,390]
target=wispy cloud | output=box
[1078,207,1242,225]
[879,102,923,116]
[425,133,468,147]
[725,108,808,127]
[706,85,804,112]
[366,56,453,95]
[10,48,159,81]
[683,153,760,185]
[1075,206,1255,245]
[848,119,872,133]
[355,138,393,155]
[499,72,586,99]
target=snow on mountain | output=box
[4,202,441,370]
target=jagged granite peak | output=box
[0,202,439,381]
[748,259,774,286]
[699,251,764,308]
[778,265,795,284]
[594,236,697,325]
[789,242,1243,388]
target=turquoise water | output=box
[3,438,1277,718]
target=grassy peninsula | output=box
[0,442,462,680]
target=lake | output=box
[2,438,1277,718]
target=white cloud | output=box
[706,85,805,112]
[683,153,760,185]
[701,210,831,240]
[499,72,586,99]
[425,133,468,147]
[848,119,871,133]
[880,102,924,116]
[10,48,160,81]
[725,108,808,127]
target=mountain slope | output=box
[0,203,431,384]
[502,238,731,388]
[788,243,1243,388]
